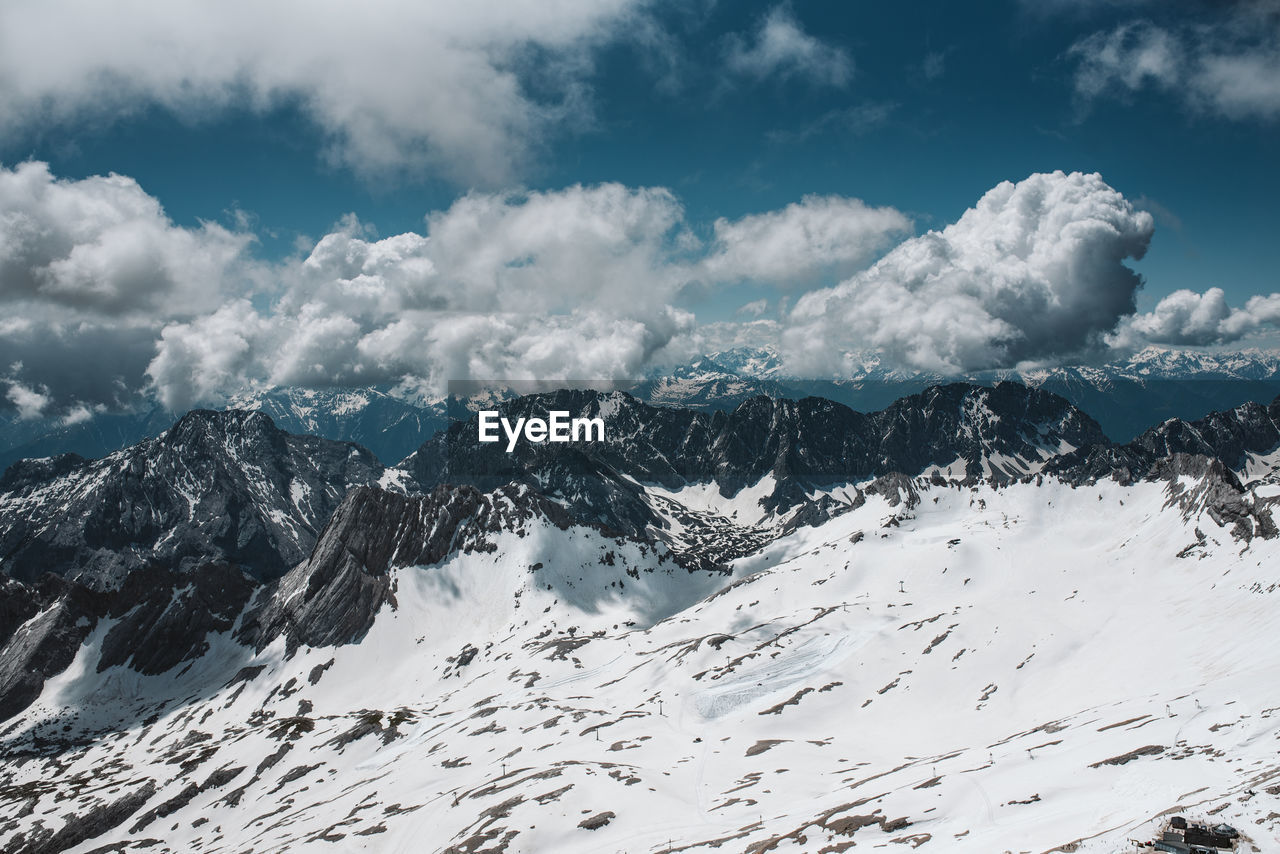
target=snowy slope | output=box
[2,471,1278,853]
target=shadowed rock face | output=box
[97,564,258,675]
[0,481,589,720]
[855,382,1110,483]
[0,409,384,589]
[0,576,106,723]
[237,483,574,654]
[411,382,1110,485]
[1043,399,1280,543]
[0,564,257,722]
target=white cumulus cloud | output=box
[0,161,254,317]
[723,6,853,87]
[782,171,1155,375]
[1069,5,1280,121]
[4,381,49,420]
[0,0,654,185]
[146,301,273,412]
[12,161,1260,417]
[146,184,703,409]
[1112,287,1280,347]
[702,195,911,287]
[0,161,257,416]
[3,164,909,414]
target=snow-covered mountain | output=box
[707,345,1280,385]
[0,387,445,475]
[402,383,1110,548]
[0,409,384,588]
[705,346,787,379]
[664,346,1280,442]
[226,387,448,464]
[1110,346,1280,381]
[1,385,1279,853]
[630,358,788,411]
[1130,397,1280,483]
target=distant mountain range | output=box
[702,345,1280,442]
[3,347,1280,473]
[0,387,447,473]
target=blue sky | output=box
[6,0,1275,304]
[0,0,1278,415]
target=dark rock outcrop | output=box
[1153,454,1278,542]
[410,382,1106,488]
[97,564,257,675]
[7,780,157,854]
[1049,394,1280,489]
[1132,398,1280,474]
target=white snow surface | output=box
[3,477,1280,853]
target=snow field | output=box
[2,476,1279,853]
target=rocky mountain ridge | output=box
[5,382,1278,599]
[237,483,580,654]
[0,381,1276,732]
[0,409,384,589]
[405,381,1108,503]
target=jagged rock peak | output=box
[405,381,1109,499]
[0,564,256,723]
[1154,453,1278,542]
[0,452,90,493]
[161,408,285,446]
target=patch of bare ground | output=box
[741,797,910,854]
[1088,745,1165,768]
[746,739,787,757]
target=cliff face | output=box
[237,483,574,653]
[1131,398,1280,477]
